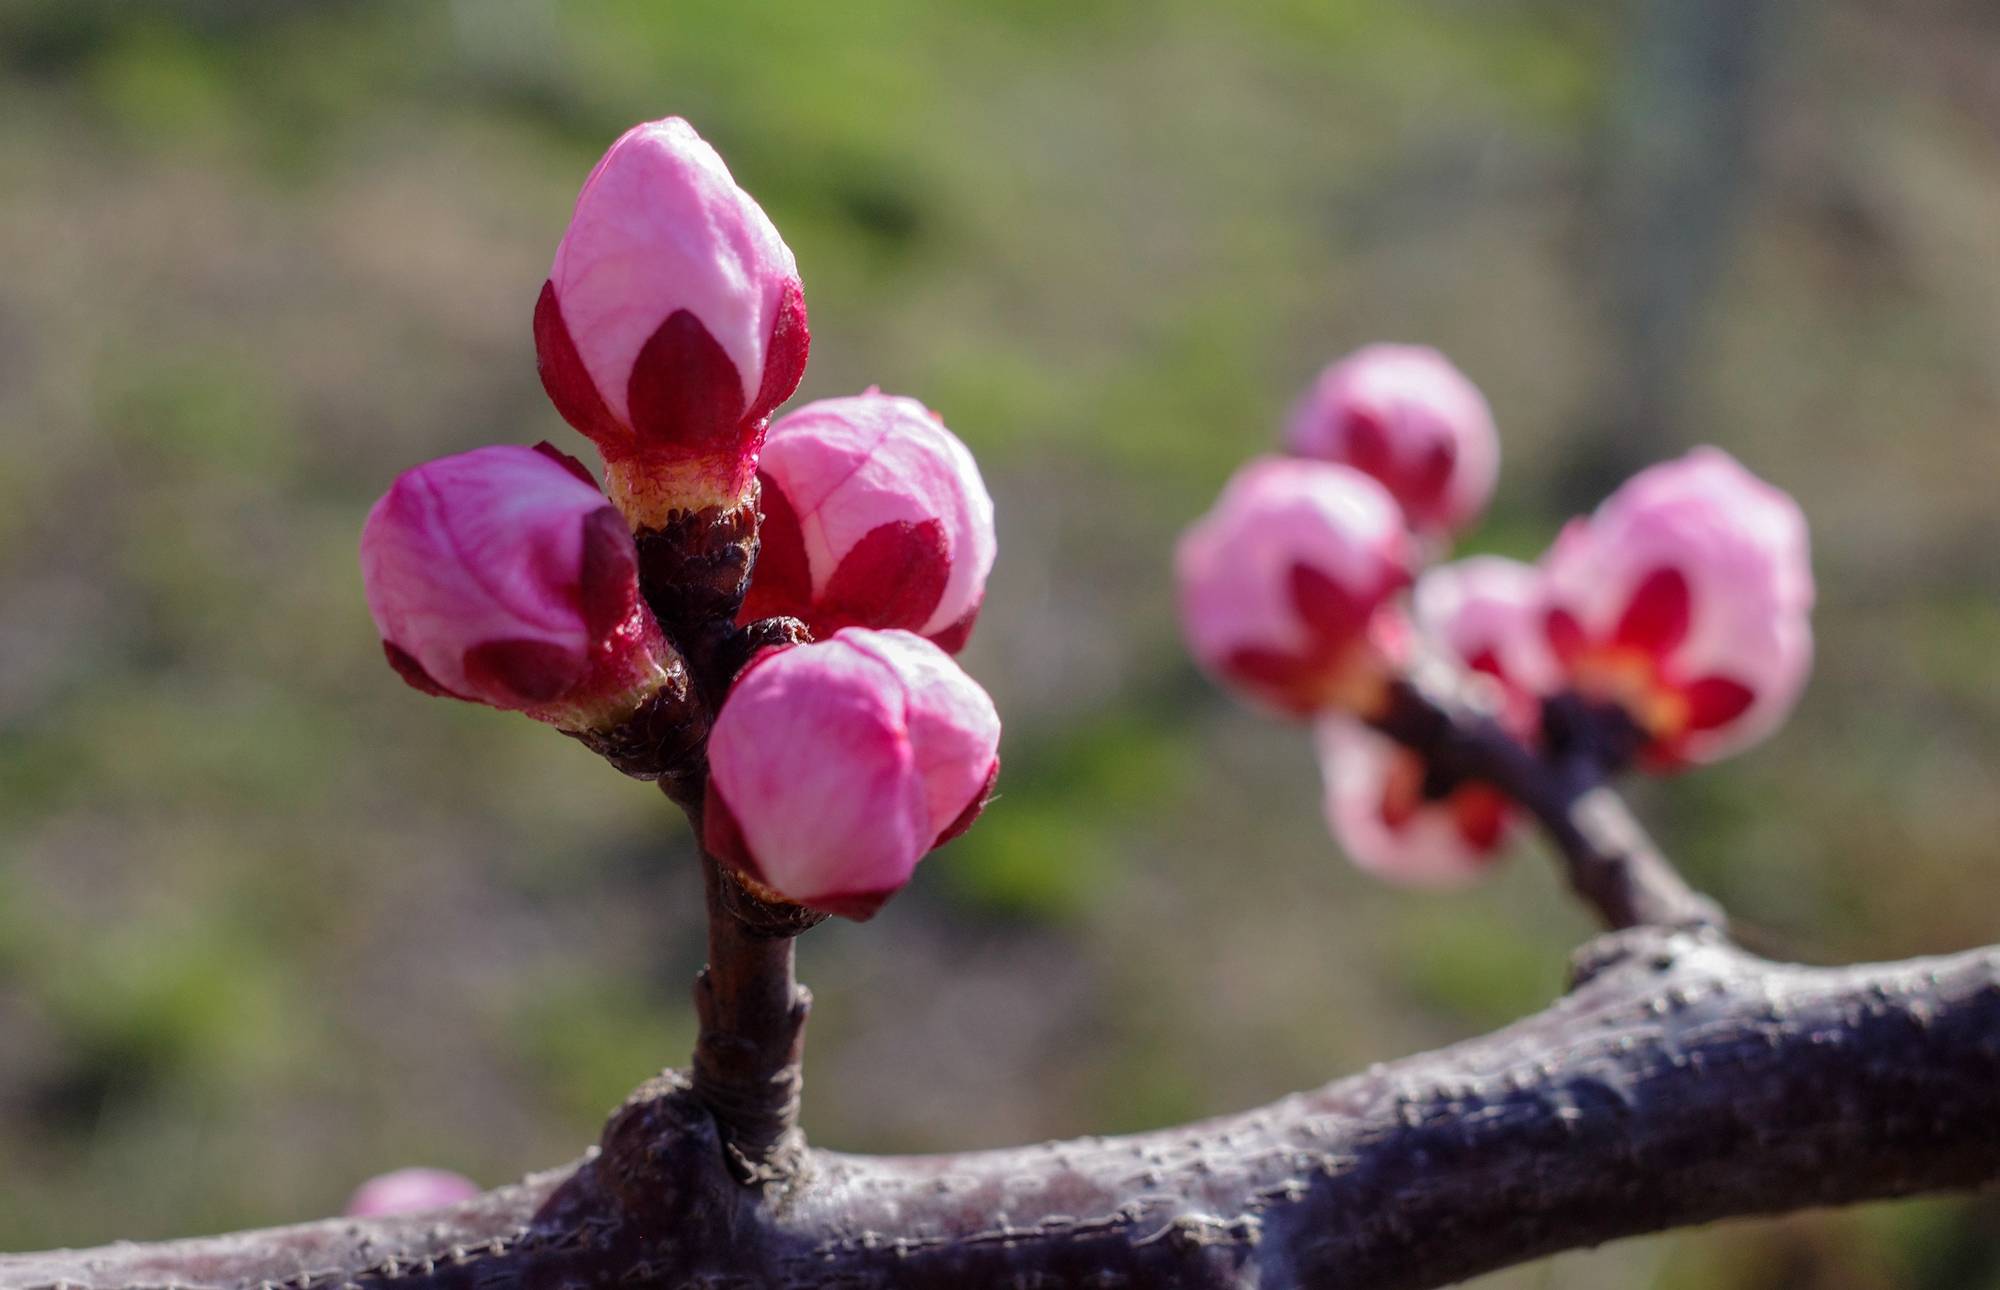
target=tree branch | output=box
[9,927,1998,1290]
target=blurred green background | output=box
[1,0,1997,1284]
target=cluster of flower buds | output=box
[360,118,1001,922]
[1180,343,1815,889]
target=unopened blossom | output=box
[344,1168,481,1218]
[1540,447,1813,766]
[1317,720,1515,888]
[1413,554,1559,712]
[534,117,809,524]
[704,629,1000,919]
[1316,557,1550,887]
[739,390,995,652]
[1286,344,1498,537]
[360,444,679,731]
[1176,457,1413,718]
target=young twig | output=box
[1369,678,1725,932]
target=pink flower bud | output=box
[346,1168,482,1216]
[1412,555,1559,706]
[360,444,679,730]
[1540,447,1813,765]
[1317,720,1516,888]
[534,117,809,522]
[343,1168,481,1218]
[1176,457,1413,717]
[739,390,996,652]
[1285,344,1498,536]
[704,628,1000,919]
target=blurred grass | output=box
[1,0,1997,1285]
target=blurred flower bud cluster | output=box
[1179,345,1814,888]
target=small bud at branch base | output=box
[343,1168,481,1218]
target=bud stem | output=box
[1370,678,1723,932]
[689,846,812,1182]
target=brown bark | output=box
[7,928,1998,1290]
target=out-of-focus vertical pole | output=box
[1567,0,1782,510]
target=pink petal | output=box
[531,439,601,488]
[358,444,662,722]
[463,638,586,705]
[747,278,810,426]
[1315,720,1514,889]
[1538,447,1813,764]
[926,598,982,654]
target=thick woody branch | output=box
[9,928,1998,1290]
[1370,678,1724,931]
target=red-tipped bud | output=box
[343,1168,481,1218]
[1540,447,1814,766]
[703,628,1000,920]
[1286,344,1498,537]
[739,390,996,652]
[359,444,680,731]
[1176,457,1413,718]
[534,117,809,524]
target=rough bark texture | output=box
[8,927,1998,1290]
